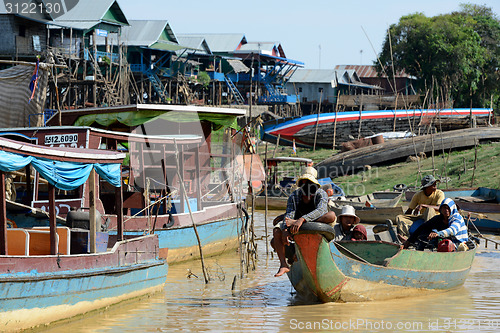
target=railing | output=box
[84,49,120,63]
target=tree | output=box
[376,4,500,110]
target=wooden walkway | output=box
[316,127,500,179]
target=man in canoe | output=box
[403,198,469,250]
[396,175,445,242]
[271,168,337,277]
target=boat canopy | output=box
[0,138,124,190]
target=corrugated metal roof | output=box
[289,69,338,83]
[121,20,171,46]
[181,33,246,53]
[53,0,128,30]
[289,69,384,90]
[226,59,249,73]
[238,42,279,56]
[176,35,212,55]
[334,65,413,79]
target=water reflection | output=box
[37,211,500,332]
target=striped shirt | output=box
[284,188,329,222]
[434,198,469,243]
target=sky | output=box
[116,0,500,70]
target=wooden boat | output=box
[405,187,500,233]
[262,108,493,148]
[315,127,500,178]
[287,223,477,303]
[331,191,402,208]
[328,205,404,224]
[246,156,345,210]
[246,156,312,210]
[0,137,167,331]
[0,124,245,264]
[327,191,403,224]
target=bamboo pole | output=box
[89,169,97,253]
[333,91,340,149]
[471,138,478,188]
[357,93,363,139]
[264,142,269,255]
[313,90,323,151]
[174,139,209,283]
[273,134,281,158]
[0,172,7,255]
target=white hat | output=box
[339,205,360,224]
[301,166,318,179]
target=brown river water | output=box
[38,210,500,332]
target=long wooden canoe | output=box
[287,223,476,302]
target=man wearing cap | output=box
[333,205,361,241]
[396,175,445,241]
[271,168,336,277]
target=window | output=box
[318,87,324,93]
[19,25,26,37]
[298,87,303,93]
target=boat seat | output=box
[27,229,59,255]
[6,228,29,255]
[33,226,70,255]
[373,220,400,244]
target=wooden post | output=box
[179,144,185,214]
[195,149,202,211]
[25,165,32,205]
[174,139,209,283]
[313,90,323,151]
[93,30,97,106]
[357,93,363,139]
[48,183,57,255]
[89,169,97,253]
[264,142,269,255]
[115,167,123,241]
[0,171,7,255]
[333,91,340,150]
[273,134,281,158]
[471,138,478,187]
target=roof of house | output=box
[289,69,384,90]
[180,33,247,53]
[176,35,212,55]
[97,19,185,52]
[52,0,129,30]
[289,69,338,83]
[334,65,414,79]
[121,20,177,45]
[236,42,281,56]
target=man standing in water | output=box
[271,169,336,277]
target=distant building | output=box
[334,65,417,96]
[287,68,383,114]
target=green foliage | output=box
[197,71,211,88]
[377,4,500,109]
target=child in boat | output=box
[333,205,361,241]
[351,224,367,241]
[271,168,336,277]
[403,198,468,249]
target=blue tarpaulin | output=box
[0,150,121,190]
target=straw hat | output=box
[296,172,320,187]
[338,205,360,224]
[301,166,318,179]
